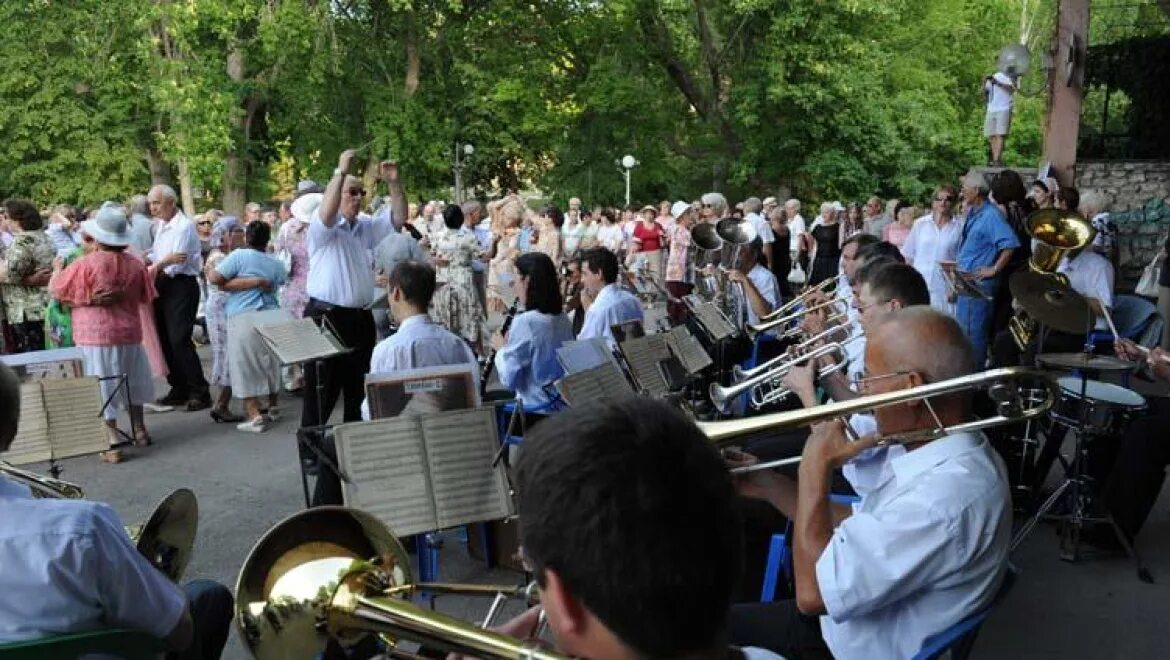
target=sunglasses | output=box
[346,188,366,197]
[934,196,953,203]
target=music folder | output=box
[255,317,348,365]
[556,362,633,406]
[664,325,714,375]
[0,377,109,465]
[333,407,513,537]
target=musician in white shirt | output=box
[577,247,643,347]
[313,261,477,506]
[724,238,780,329]
[729,307,1012,660]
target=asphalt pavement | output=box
[23,345,1170,660]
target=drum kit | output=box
[1005,267,1152,581]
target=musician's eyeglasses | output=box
[852,297,891,313]
[851,369,912,391]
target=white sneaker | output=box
[236,417,269,434]
[143,402,174,414]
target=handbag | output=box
[276,248,294,278]
[788,261,807,285]
[1135,252,1161,297]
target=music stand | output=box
[255,316,352,507]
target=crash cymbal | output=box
[1036,352,1136,372]
[1009,270,1092,334]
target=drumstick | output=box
[1129,343,1170,365]
[1099,301,1122,342]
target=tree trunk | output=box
[177,158,196,217]
[145,148,172,184]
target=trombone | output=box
[763,277,837,322]
[0,461,197,582]
[701,367,1059,473]
[236,507,568,660]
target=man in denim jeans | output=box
[955,170,1019,365]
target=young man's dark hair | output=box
[387,260,437,309]
[842,232,879,252]
[857,240,905,268]
[244,220,270,250]
[580,247,618,284]
[515,252,563,315]
[3,199,42,231]
[516,397,743,658]
[543,205,564,229]
[443,203,464,230]
[861,262,930,307]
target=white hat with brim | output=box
[291,193,323,224]
[671,201,692,220]
[81,206,131,247]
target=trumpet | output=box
[236,507,567,660]
[776,309,849,342]
[0,461,197,582]
[746,297,845,341]
[712,329,860,413]
[763,277,837,322]
[702,367,1059,472]
[734,324,854,380]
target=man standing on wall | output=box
[983,63,1017,167]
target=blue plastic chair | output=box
[0,628,164,659]
[759,494,860,602]
[1088,294,1159,349]
[911,564,1019,660]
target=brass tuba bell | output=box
[1009,208,1096,350]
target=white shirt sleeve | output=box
[495,315,533,393]
[90,503,187,639]
[901,218,923,263]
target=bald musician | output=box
[729,308,1012,660]
[0,364,233,658]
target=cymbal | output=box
[1009,270,1092,334]
[1036,352,1136,372]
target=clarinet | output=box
[481,297,520,396]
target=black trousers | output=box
[154,275,208,398]
[9,320,45,353]
[300,299,377,429]
[171,580,234,660]
[1101,396,1170,542]
[728,599,830,660]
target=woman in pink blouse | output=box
[49,206,157,463]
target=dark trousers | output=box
[170,580,234,660]
[9,320,45,353]
[311,434,345,506]
[666,281,693,325]
[154,275,208,398]
[1102,396,1170,541]
[772,248,793,300]
[300,299,376,429]
[729,599,830,659]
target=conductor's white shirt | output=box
[1057,250,1115,332]
[578,283,643,347]
[0,477,187,643]
[361,313,478,420]
[307,205,394,308]
[817,432,1011,660]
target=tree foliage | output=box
[0,0,1047,210]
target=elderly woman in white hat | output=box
[49,205,158,462]
[272,193,319,392]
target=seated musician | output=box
[990,243,1114,366]
[313,261,477,506]
[491,252,575,407]
[1094,339,1170,547]
[0,363,233,659]
[729,307,1012,660]
[724,237,781,331]
[576,247,643,347]
[482,397,781,660]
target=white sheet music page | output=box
[41,378,108,460]
[421,408,513,529]
[0,383,51,465]
[555,338,613,375]
[556,362,632,406]
[334,417,438,537]
[620,335,670,396]
[666,326,713,374]
[256,318,346,364]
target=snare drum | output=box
[1051,377,1146,436]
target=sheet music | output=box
[556,338,615,375]
[666,326,714,374]
[335,417,438,536]
[41,378,108,459]
[421,409,512,529]
[255,319,348,364]
[691,302,736,340]
[556,362,633,406]
[0,383,51,465]
[620,335,671,396]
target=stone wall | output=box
[1076,160,1170,288]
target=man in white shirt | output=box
[0,363,233,658]
[741,197,776,267]
[313,261,476,506]
[300,149,406,436]
[725,238,780,330]
[983,67,1017,166]
[577,247,643,347]
[730,307,1012,660]
[147,184,211,410]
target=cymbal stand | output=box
[1010,322,1152,583]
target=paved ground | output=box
[20,345,1170,659]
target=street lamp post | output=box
[618,154,638,207]
[453,142,474,202]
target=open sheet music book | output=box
[334,408,513,537]
[684,295,737,341]
[0,378,108,465]
[255,318,348,365]
[556,338,620,375]
[665,325,713,375]
[556,361,633,406]
[618,334,672,396]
